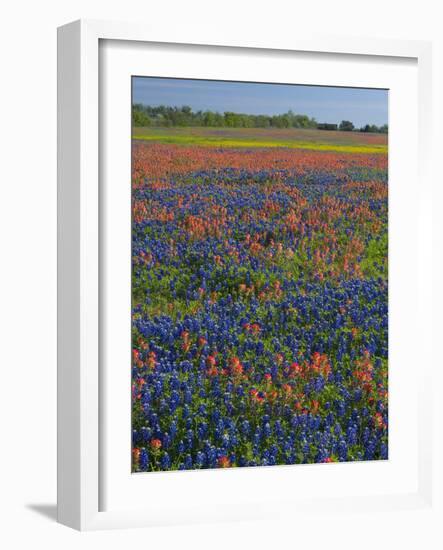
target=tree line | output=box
[132,104,388,133]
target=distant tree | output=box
[203,111,216,126]
[273,114,290,128]
[132,104,337,131]
[360,123,385,133]
[339,120,355,132]
[132,105,151,127]
[294,114,312,128]
[213,112,224,127]
[255,115,271,128]
[224,112,238,127]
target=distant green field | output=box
[132,126,388,154]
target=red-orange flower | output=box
[150,438,162,450]
[217,456,231,468]
[147,351,157,370]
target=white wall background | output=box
[0,1,441,548]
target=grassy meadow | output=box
[132,126,388,154]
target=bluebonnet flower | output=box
[139,448,149,470]
[131,143,388,472]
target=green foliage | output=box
[360,123,388,134]
[360,232,388,278]
[132,104,318,129]
[133,103,389,133]
[339,120,355,131]
[133,104,388,133]
[132,104,152,127]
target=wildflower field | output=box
[131,128,388,472]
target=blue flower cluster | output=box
[131,144,388,471]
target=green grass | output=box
[360,233,388,278]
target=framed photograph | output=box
[57,19,433,530]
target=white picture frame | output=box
[57,19,434,531]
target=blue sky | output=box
[132,77,388,127]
